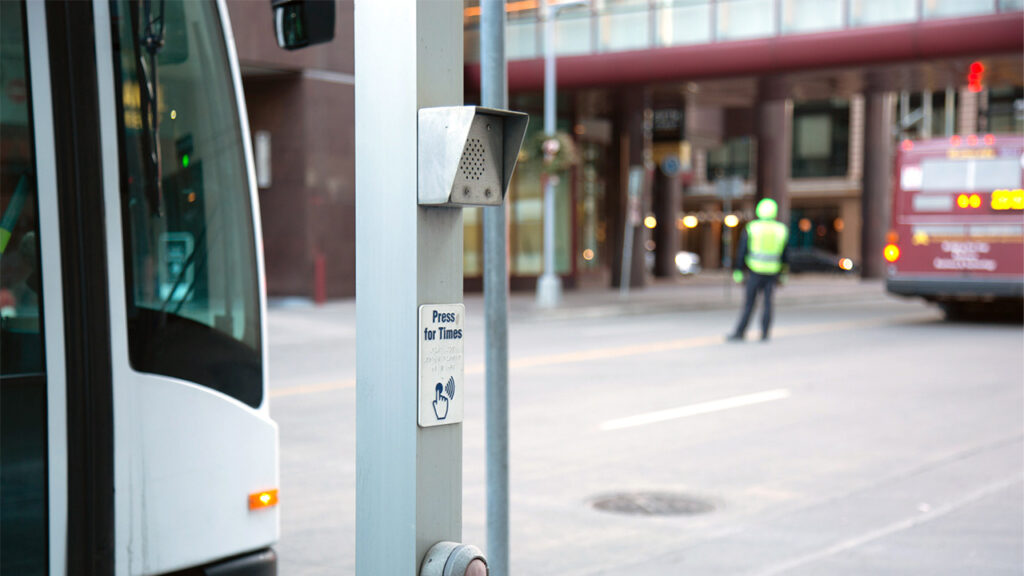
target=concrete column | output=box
[611,88,651,288]
[652,168,681,277]
[861,88,894,279]
[756,77,792,225]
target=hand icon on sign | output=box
[432,383,449,420]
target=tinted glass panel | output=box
[0,1,48,573]
[111,0,262,407]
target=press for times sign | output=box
[418,304,465,427]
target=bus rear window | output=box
[920,157,1021,192]
[111,0,262,407]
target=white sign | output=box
[418,304,465,427]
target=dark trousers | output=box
[732,272,778,339]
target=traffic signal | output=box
[967,61,984,93]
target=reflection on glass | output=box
[657,0,712,46]
[923,0,995,19]
[599,0,650,52]
[112,0,262,407]
[0,1,48,573]
[782,0,842,34]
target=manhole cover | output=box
[591,492,715,516]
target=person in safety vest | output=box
[727,198,789,342]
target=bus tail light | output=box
[886,231,898,244]
[883,244,900,263]
[249,488,279,510]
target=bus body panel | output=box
[90,0,280,573]
[887,135,1024,303]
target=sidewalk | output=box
[269,271,891,324]
[498,270,888,322]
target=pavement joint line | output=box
[745,474,1024,576]
[600,388,792,431]
[269,313,929,399]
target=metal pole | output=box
[354,1,463,572]
[945,86,955,137]
[480,1,509,575]
[537,0,562,307]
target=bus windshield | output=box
[111,0,262,407]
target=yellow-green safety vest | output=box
[744,219,788,275]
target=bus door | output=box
[3,1,278,574]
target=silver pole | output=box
[536,0,562,307]
[480,1,509,575]
[354,1,463,572]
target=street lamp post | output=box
[536,0,586,308]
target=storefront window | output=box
[792,99,849,178]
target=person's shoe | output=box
[726,333,744,342]
[760,333,770,342]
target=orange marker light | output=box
[969,194,981,208]
[249,489,279,510]
[957,194,970,208]
[984,134,995,145]
[883,244,900,263]
[901,139,913,152]
[967,134,978,146]
[951,135,962,147]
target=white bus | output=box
[0,1,327,573]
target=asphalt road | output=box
[266,294,1023,575]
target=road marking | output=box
[600,388,791,431]
[747,474,1024,576]
[270,313,929,398]
[270,379,355,398]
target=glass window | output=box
[1,1,48,573]
[792,100,849,178]
[717,0,775,41]
[657,0,712,47]
[923,0,994,19]
[782,0,842,34]
[849,0,916,27]
[599,0,650,52]
[111,0,262,407]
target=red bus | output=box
[884,134,1024,316]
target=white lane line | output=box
[600,388,791,431]
[747,474,1024,576]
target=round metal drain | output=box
[591,492,715,516]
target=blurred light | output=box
[798,218,812,233]
[573,124,586,135]
[968,61,984,93]
[187,192,196,203]
[901,139,913,152]
[249,489,279,510]
[834,217,844,232]
[969,194,981,208]
[957,194,970,208]
[991,189,1024,210]
[967,134,978,146]
[912,231,930,246]
[644,239,656,251]
[951,135,962,147]
[170,109,177,120]
[883,244,900,263]
[886,230,899,244]
[644,215,658,229]
[723,214,739,228]
[838,258,853,271]
[984,134,995,145]
[816,224,827,237]
[182,154,190,168]
[582,248,594,261]
[683,215,699,228]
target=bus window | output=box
[111,0,262,407]
[1,1,48,573]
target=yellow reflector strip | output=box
[249,489,279,510]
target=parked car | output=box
[787,247,856,274]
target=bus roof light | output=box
[984,134,995,145]
[967,134,978,146]
[901,139,913,151]
[249,488,279,510]
[950,135,961,147]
